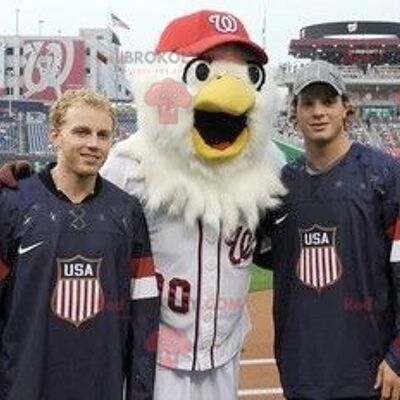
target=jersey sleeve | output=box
[0,189,18,336]
[253,204,288,270]
[126,201,160,400]
[383,159,400,374]
[253,214,274,269]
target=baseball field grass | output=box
[250,265,273,292]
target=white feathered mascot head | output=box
[114,9,286,233]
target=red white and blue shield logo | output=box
[296,225,342,292]
[51,255,105,327]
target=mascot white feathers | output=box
[102,9,286,400]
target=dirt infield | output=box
[239,290,283,399]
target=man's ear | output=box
[342,98,355,128]
[343,105,349,120]
[49,129,60,150]
[345,98,354,114]
[49,128,58,141]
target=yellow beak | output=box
[191,75,255,162]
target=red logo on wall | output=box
[22,39,85,101]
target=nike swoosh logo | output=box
[274,214,288,225]
[18,241,44,255]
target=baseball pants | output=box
[154,354,240,400]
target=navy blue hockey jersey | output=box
[0,172,159,400]
[255,143,400,399]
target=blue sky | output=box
[1,0,399,65]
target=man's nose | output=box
[86,134,100,148]
[311,103,325,117]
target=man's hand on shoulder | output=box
[0,161,33,189]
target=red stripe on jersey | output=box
[0,258,10,281]
[387,217,400,240]
[130,256,155,278]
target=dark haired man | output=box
[256,60,400,400]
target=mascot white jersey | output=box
[102,9,286,400]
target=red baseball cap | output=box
[155,10,268,64]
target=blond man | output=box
[0,89,159,400]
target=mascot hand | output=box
[0,161,33,189]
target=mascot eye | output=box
[247,63,265,90]
[182,58,212,85]
[195,63,210,81]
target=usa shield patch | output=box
[296,225,342,292]
[51,255,105,327]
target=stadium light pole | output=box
[7,70,15,118]
[261,1,267,52]
[15,8,21,103]
[38,20,44,36]
[15,8,20,36]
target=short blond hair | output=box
[49,88,116,131]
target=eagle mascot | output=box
[102,9,286,400]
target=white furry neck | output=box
[115,132,286,234]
